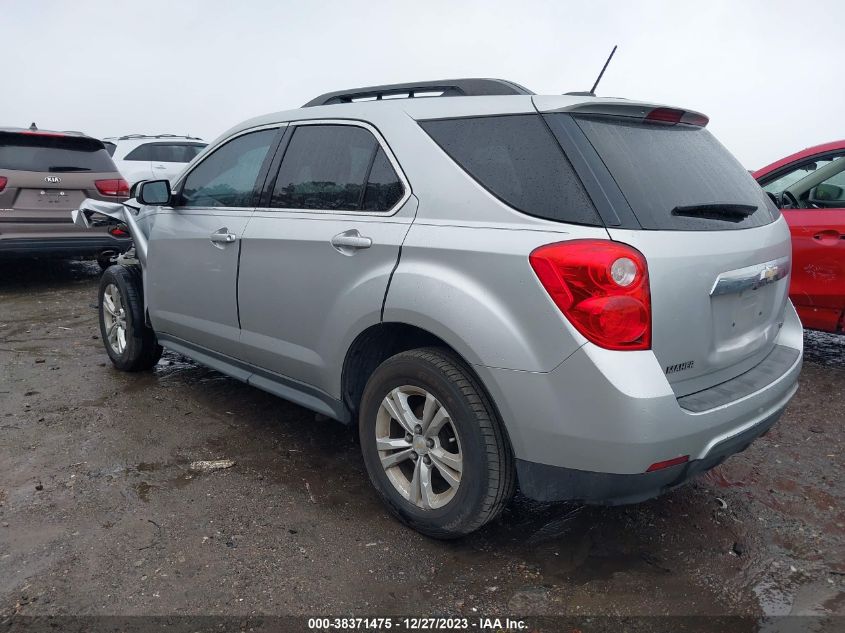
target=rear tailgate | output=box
[536,97,791,395]
[608,223,791,396]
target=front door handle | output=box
[331,229,372,254]
[813,229,843,245]
[210,228,237,244]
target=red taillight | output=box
[529,240,651,351]
[20,130,67,137]
[644,108,709,127]
[645,107,684,124]
[109,226,129,237]
[646,455,689,472]
[0,176,7,193]
[95,178,129,197]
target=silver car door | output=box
[238,121,414,398]
[146,127,281,359]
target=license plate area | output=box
[709,257,790,354]
[15,189,85,211]
[711,285,779,349]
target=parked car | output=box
[104,134,206,186]
[74,79,803,538]
[0,125,131,268]
[753,141,845,334]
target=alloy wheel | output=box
[102,283,128,355]
[375,385,463,510]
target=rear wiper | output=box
[48,166,91,172]
[671,203,757,222]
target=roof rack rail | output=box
[303,78,534,107]
[112,133,203,141]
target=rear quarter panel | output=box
[383,220,607,372]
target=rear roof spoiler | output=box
[303,78,534,107]
[538,100,709,127]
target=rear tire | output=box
[359,347,515,539]
[98,265,162,371]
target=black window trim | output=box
[258,118,411,217]
[170,124,287,210]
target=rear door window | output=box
[180,129,275,208]
[420,115,600,226]
[270,124,404,212]
[0,132,116,172]
[568,115,778,230]
[124,142,207,163]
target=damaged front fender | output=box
[72,199,149,266]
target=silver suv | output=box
[74,79,803,538]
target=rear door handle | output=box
[210,228,237,244]
[331,229,372,253]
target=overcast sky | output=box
[4,0,843,169]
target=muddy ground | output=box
[0,259,843,627]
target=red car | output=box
[754,141,845,334]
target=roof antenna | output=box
[29,122,38,130]
[565,45,617,97]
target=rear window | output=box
[569,116,778,231]
[0,132,116,173]
[420,115,601,226]
[124,142,206,163]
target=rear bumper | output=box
[475,301,803,500]
[0,235,131,257]
[516,405,784,503]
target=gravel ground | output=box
[0,259,842,628]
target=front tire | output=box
[98,265,162,371]
[359,348,515,539]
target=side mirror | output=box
[808,183,843,206]
[137,179,172,206]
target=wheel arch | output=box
[340,322,509,442]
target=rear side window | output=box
[271,125,403,212]
[124,142,206,163]
[0,133,116,173]
[420,115,600,226]
[180,129,275,208]
[570,116,778,230]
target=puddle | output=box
[754,577,795,616]
[0,258,100,295]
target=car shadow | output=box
[0,257,101,294]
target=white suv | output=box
[103,134,207,186]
